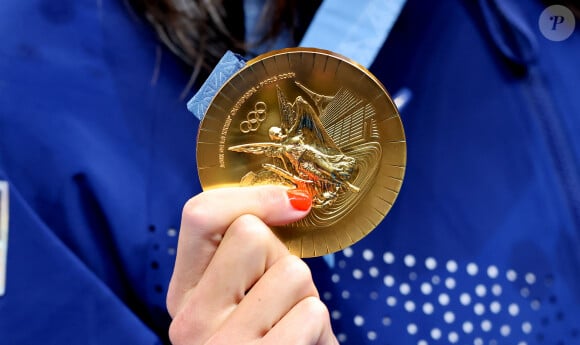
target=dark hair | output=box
[129,0,302,85]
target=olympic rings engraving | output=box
[240,102,268,133]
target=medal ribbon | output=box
[188,0,407,120]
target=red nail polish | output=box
[287,189,312,211]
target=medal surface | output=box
[197,48,406,257]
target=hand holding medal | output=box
[168,48,406,345]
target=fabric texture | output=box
[0,0,196,343]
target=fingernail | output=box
[287,189,312,211]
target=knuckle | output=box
[182,195,213,228]
[278,255,317,297]
[294,297,336,345]
[300,296,331,321]
[168,316,188,345]
[166,279,193,320]
[168,292,207,345]
[182,195,225,245]
[168,313,197,345]
[227,214,271,247]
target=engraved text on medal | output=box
[218,72,295,167]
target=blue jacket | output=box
[1,0,579,344]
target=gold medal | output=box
[197,48,406,257]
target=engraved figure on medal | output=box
[228,80,382,228]
[197,48,406,256]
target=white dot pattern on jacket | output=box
[317,248,579,345]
